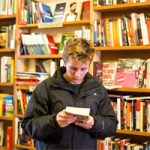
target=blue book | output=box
[39,3,53,23]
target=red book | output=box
[81,1,90,20]
[7,127,12,150]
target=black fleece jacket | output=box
[21,67,118,150]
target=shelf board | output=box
[15,114,24,118]
[108,87,150,93]
[117,129,150,136]
[18,20,90,28]
[93,2,150,12]
[0,48,15,53]
[94,45,150,51]
[0,116,13,121]
[15,144,35,150]
[16,54,62,59]
[0,146,7,150]
[0,83,14,86]
[0,15,16,20]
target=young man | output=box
[21,38,118,150]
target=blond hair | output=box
[62,38,95,62]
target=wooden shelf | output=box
[15,144,35,150]
[16,54,62,59]
[0,83,14,86]
[0,146,7,150]
[108,87,150,93]
[117,129,150,137]
[0,15,16,20]
[0,48,15,53]
[94,45,150,51]
[93,2,150,12]
[18,20,90,28]
[15,114,24,118]
[0,116,13,121]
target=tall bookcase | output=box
[0,15,16,149]
[91,0,150,145]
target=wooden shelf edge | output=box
[16,54,62,59]
[0,116,14,121]
[0,48,15,52]
[18,20,90,28]
[93,2,150,12]
[117,129,150,136]
[0,15,16,19]
[107,87,150,93]
[15,144,35,150]
[94,46,150,51]
[15,114,24,118]
[0,83,14,86]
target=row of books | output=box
[0,0,16,15]
[20,27,90,55]
[15,118,34,146]
[20,33,58,55]
[18,0,90,25]
[94,13,150,47]
[0,94,14,117]
[109,94,150,132]
[0,122,12,149]
[93,58,150,89]
[93,0,150,6]
[97,137,150,150]
[0,25,16,49]
[0,56,14,83]
[16,89,32,115]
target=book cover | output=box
[53,2,67,22]
[65,1,82,22]
[39,3,53,23]
[80,1,90,20]
[59,33,74,54]
[7,127,13,150]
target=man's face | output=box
[71,3,77,11]
[64,57,90,84]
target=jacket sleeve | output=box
[21,81,62,141]
[88,86,118,138]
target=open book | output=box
[65,106,90,119]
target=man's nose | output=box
[75,70,81,77]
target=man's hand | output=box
[56,109,77,128]
[74,115,94,130]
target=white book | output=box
[65,106,90,119]
[139,13,149,45]
[0,122,4,146]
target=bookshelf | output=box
[7,0,149,149]
[0,12,16,150]
[92,0,150,147]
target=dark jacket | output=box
[21,67,118,150]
